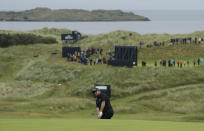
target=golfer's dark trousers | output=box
[101,112,114,119]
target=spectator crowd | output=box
[67,48,107,65]
[139,36,204,48]
[65,36,204,68]
[142,58,203,67]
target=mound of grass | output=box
[29,28,72,37]
[0,81,54,99]
[16,61,85,83]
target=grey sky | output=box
[0,0,204,11]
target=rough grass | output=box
[1,28,204,121]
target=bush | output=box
[0,33,57,47]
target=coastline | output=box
[0,18,151,22]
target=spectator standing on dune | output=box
[187,60,190,67]
[154,61,157,67]
[177,61,180,68]
[180,61,183,68]
[90,57,93,65]
[194,59,196,67]
[93,59,96,65]
[198,58,200,66]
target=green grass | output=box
[1,28,204,121]
[0,119,204,131]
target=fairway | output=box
[0,119,203,131]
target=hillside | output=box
[1,28,204,121]
[0,8,150,21]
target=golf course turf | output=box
[0,119,204,131]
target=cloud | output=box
[0,0,204,11]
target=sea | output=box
[0,10,204,35]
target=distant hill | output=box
[0,8,150,21]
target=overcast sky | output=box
[1,0,204,11]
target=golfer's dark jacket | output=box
[96,93,114,115]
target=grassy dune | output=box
[1,28,204,121]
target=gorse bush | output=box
[0,33,57,47]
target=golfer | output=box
[92,88,114,119]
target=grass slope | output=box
[1,28,204,121]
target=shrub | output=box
[0,33,57,47]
